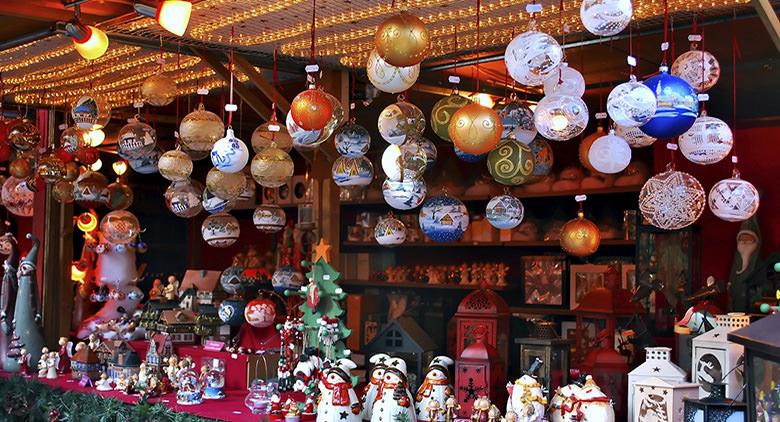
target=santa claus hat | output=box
[383,357,408,383]
[328,358,357,382]
[369,353,392,369]
[427,355,454,374]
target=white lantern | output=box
[211,128,250,173]
[607,77,657,128]
[504,27,563,86]
[678,114,733,165]
[366,49,420,94]
[534,94,589,141]
[672,48,721,93]
[580,0,633,37]
[632,377,699,422]
[615,124,657,148]
[374,214,407,247]
[543,63,586,98]
[691,313,750,400]
[628,347,688,421]
[588,130,632,174]
[708,174,759,222]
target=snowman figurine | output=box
[505,359,546,422]
[564,376,615,422]
[548,381,583,422]
[362,353,391,421]
[416,356,454,421]
[317,358,362,422]
[370,358,417,422]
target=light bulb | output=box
[471,93,495,108]
[550,115,569,131]
[71,262,87,282]
[134,1,192,37]
[88,128,105,146]
[112,160,128,176]
[90,158,103,171]
[72,25,109,60]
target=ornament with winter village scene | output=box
[628,347,688,421]
[335,122,371,158]
[383,179,427,211]
[505,358,546,422]
[632,377,698,422]
[419,194,469,243]
[691,312,750,400]
[486,195,524,230]
[362,353,392,421]
[318,358,362,422]
[370,357,416,422]
[415,356,454,421]
[375,214,407,247]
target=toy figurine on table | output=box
[17,348,30,376]
[285,400,302,422]
[487,404,502,422]
[370,358,415,422]
[362,353,391,421]
[176,368,203,405]
[202,358,226,399]
[163,275,179,302]
[95,372,113,391]
[57,337,72,374]
[425,400,445,422]
[445,395,461,422]
[416,355,455,421]
[46,351,58,379]
[317,358,362,422]
[115,373,128,391]
[37,347,49,377]
[149,279,164,300]
[471,396,491,422]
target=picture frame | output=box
[569,264,610,309]
[561,321,595,358]
[521,255,565,306]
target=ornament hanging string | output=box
[227,24,236,128]
[670,16,676,62]
[158,35,164,72]
[636,26,642,76]
[661,0,669,66]
[629,23,634,76]
[349,68,356,121]
[700,26,707,112]
[309,0,317,65]
[175,41,181,139]
[731,11,741,172]
[475,0,481,93]
[271,48,280,126]
[557,0,565,85]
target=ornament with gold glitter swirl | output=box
[487,140,535,186]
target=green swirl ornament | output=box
[430,94,470,142]
[487,139,535,186]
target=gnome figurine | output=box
[362,353,391,421]
[505,358,546,422]
[416,356,454,421]
[317,358,362,422]
[13,235,44,368]
[370,358,417,422]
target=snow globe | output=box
[202,358,226,399]
[176,368,203,405]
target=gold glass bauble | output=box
[64,161,80,182]
[487,139,535,186]
[8,120,40,152]
[205,168,246,202]
[37,153,66,183]
[106,181,134,210]
[449,103,502,155]
[179,103,225,152]
[71,94,111,130]
[251,147,294,188]
[290,88,334,131]
[578,126,606,172]
[60,126,88,154]
[52,180,74,204]
[252,121,293,153]
[430,94,470,142]
[9,157,33,179]
[141,73,177,107]
[375,11,430,67]
[560,212,601,257]
[158,149,194,182]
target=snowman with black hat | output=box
[416,356,454,421]
[370,357,417,422]
[317,358,361,422]
[362,353,391,421]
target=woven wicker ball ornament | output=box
[639,167,706,230]
[141,73,177,107]
[560,211,601,257]
[672,48,721,92]
[374,11,430,67]
[430,94,470,142]
[449,103,502,155]
[487,139,535,186]
[179,103,226,153]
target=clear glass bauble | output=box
[100,210,140,244]
[678,114,733,165]
[430,93,471,142]
[381,143,426,182]
[534,94,589,141]
[179,103,225,153]
[486,194,524,229]
[202,187,235,214]
[201,212,240,248]
[615,124,656,148]
[543,63,586,98]
[202,359,226,398]
[251,146,294,188]
[419,194,469,243]
[220,265,249,295]
[117,118,157,160]
[454,146,487,163]
[504,28,564,86]
[607,77,657,127]
[413,137,437,170]
[580,0,633,36]
[587,130,632,174]
[60,126,88,154]
[252,120,293,153]
[271,266,305,293]
[335,122,371,157]
[640,69,699,138]
[378,100,425,145]
[671,48,721,93]
[253,204,286,233]
[211,128,249,173]
[71,94,110,130]
[497,100,537,143]
[128,147,161,174]
[52,180,74,204]
[164,179,204,218]
[73,171,108,209]
[639,167,706,230]
[158,149,193,182]
[374,214,407,247]
[37,153,65,184]
[708,174,759,222]
[1,176,34,216]
[382,178,427,210]
[141,73,177,107]
[206,167,246,202]
[106,182,134,210]
[332,156,374,187]
[366,48,420,94]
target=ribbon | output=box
[309,0,317,65]
[560,394,611,420]
[661,0,669,65]
[731,12,741,172]
[475,0,481,93]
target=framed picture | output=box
[561,321,596,358]
[569,264,609,309]
[522,255,565,306]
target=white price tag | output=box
[174,130,180,139]
[58,123,67,130]
[350,102,356,110]
[231,353,238,359]
[197,88,209,95]
[268,124,281,132]
[666,143,679,151]
[563,24,570,33]
[575,194,587,202]
[661,42,669,51]
[688,34,703,42]
[697,93,709,101]
[448,75,461,84]
[526,3,542,13]
[323,274,331,280]
[626,56,637,67]
[225,103,238,112]
[305,64,320,73]
[732,156,738,164]
[595,112,608,119]
[133,101,144,109]
[659,65,669,72]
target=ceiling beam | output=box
[232,53,291,116]
[753,0,780,52]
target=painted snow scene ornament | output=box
[678,113,733,165]
[117,118,157,160]
[201,187,235,214]
[708,172,760,222]
[580,0,633,36]
[71,94,110,130]
[73,171,108,209]
[639,166,706,230]
[414,137,438,170]
[430,93,470,142]
[335,122,371,157]
[486,195,524,229]
[378,100,426,145]
[607,76,657,127]
[640,68,699,138]
[244,298,277,328]
[253,204,286,233]
[220,265,250,295]
[201,212,240,248]
[332,156,374,188]
[505,22,564,86]
[419,194,469,243]
[534,94,589,141]
[128,147,161,174]
[271,266,305,293]
[381,143,427,182]
[164,180,204,218]
[497,100,537,143]
[374,214,407,247]
[615,124,657,148]
[383,178,427,210]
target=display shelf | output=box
[510,306,576,316]
[339,279,512,291]
[342,239,635,248]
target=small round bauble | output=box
[588,130,632,174]
[366,48,420,94]
[381,143,426,182]
[505,29,564,86]
[71,95,110,130]
[63,161,79,182]
[211,128,249,173]
[678,114,733,165]
[560,212,601,257]
[7,120,40,152]
[100,210,140,244]
[164,179,204,218]
[449,103,502,155]
[2,176,34,217]
[179,103,225,153]
[206,167,246,201]
[430,94,470,142]
[419,195,469,243]
[639,168,706,230]
[251,146,294,188]
[218,297,247,326]
[672,48,721,92]
[244,298,277,328]
[251,121,293,153]
[414,137,437,170]
[239,173,255,202]
[158,149,193,182]
[497,101,537,143]
[454,146,487,163]
[527,137,554,180]
[106,181,134,210]
[117,119,157,160]
[9,157,33,179]
[332,156,374,188]
[580,0,633,36]
[579,127,606,172]
[487,139,535,185]
[202,212,240,248]
[486,195,524,229]
[60,126,88,154]
[141,73,177,107]
[375,215,407,247]
[335,123,371,157]
[378,101,425,145]
[640,69,699,138]
[374,11,430,67]
[253,204,286,233]
[52,180,74,204]
[201,187,235,214]
[615,124,656,148]
[290,88,333,131]
[543,64,586,98]
[534,94,589,141]
[77,146,100,165]
[72,171,108,209]
[181,145,210,161]
[607,77,657,127]
[708,175,760,222]
[128,147,161,174]
[271,266,305,293]
[220,265,250,295]
[382,178,426,210]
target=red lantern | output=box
[77,146,100,165]
[290,88,333,131]
[450,289,510,364]
[455,329,506,417]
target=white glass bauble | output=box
[211,128,250,173]
[366,49,420,94]
[382,178,426,210]
[332,156,374,187]
[164,179,204,218]
[419,195,469,243]
[201,212,240,248]
[497,101,537,143]
[534,94,589,141]
[671,48,721,92]
[378,101,425,145]
[374,215,407,247]
[381,143,426,182]
[505,29,564,86]
[615,124,656,148]
[253,204,286,233]
[486,195,524,229]
[607,77,657,127]
[543,63,586,98]
[639,167,706,230]
[580,0,633,36]
[708,174,759,222]
[335,123,371,157]
[201,187,235,214]
[588,130,632,174]
[678,114,733,165]
[128,147,161,174]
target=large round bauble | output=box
[141,73,177,107]
[534,94,589,141]
[640,70,699,138]
[253,204,286,233]
[543,64,586,98]
[201,187,235,214]
[218,297,247,327]
[52,180,74,204]
[678,114,733,165]
[271,266,304,293]
[100,210,140,244]
[430,94,470,142]
[527,137,554,180]
[374,11,430,67]
[63,161,79,182]
[671,48,721,92]
[497,101,537,143]
[38,153,66,183]
[251,121,293,153]
[7,120,39,152]
[71,95,110,130]
[375,215,407,247]
[449,103,502,154]
[580,0,633,36]
[179,103,225,152]
[419,195,469,243]
[579,127,606,172]
[560,213,601,257]
[455,146,487,163]
[287,92,343,150]
[366,49,420,94]
[251,146,294,188]
[244,298,277,328]
[708,175,760,222]
[335,123,371,157]
[332,155,374,188]
[487,140,535,185]
[72,171,108,209]
[211,128,249,173]
[414,137,437,170]
[206,168,246,201]
[106,181,134,210]
[381,143,426,182]
[158,149,193,182]
[1,176,34,217]
[164,179,204,218]
[615,124,656,148]
[505,30,564,86]
[117,119,157,159]
[220,265,250,295]
[182,145,210,161]
[60,126,88,154]
[202,212,240,248]
[639,168,706,230]
[588,130,632,174]
[382,178,426,210]
[128,147,161,174]
[290,88,333,131]
[9,157,33,179]
[486,195,524,229]
[378,101,425,145]
[607,78,657,127]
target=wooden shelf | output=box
[510,306,576,316]
[339,279,512,291]
[342,239,635,248]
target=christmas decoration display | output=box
[708,171,760,222]
[179,103,225,154]
[73,171,108,209]
[117,118,157,160]
[566,376,616,421]
[158,148,193,182]
[516,321,571,402]
[639,166,706,230]
[7,120,40,152]
[128,147,161,174]
[506,362,547,422]
[431,93,471,142]
[332,156,374,188]
[455,330,506,417]
[201,212,240,247]
[211,128,250,173]
[378,100,426,145]
[497,100,537,143]
[374,213,407,246]
[505,22,563,86]
[486,194,524,230]
[272,266,304,293]
[206,168,245,201]
[366,49,420,94]
[543,63,586,98]
[71,95,111,130]
[615,123,657,148]
[640,69,699,138]
[580,0,633,36]
[37,152,66,184]
[1,177,34,217]
[317,359,361,422]
[141,73,177,107]
[449,103,502,155]
[201,187,234,214]
[587,129,632,174]
[487,140,535,185]
[381,143,426,182]
[202,358,226,399]
[692,312,750,400]
[253,204,286,233]
[335,122,371,157]
[627,347,688,421]
[383,178,427,210]
[361,354,391,420]
[415,137,438,170]
[374,11,430,67]
[164,179,204,218]
[534,94,589,141]
[176,368,204,405]
[678,113,733,165]
[416,356,454,422]
[252,121,293,153]
[607,76,658,127]
[454,147,487,163]
[672,47,721,92]
[419,194,469,242]
[99,210,140,245]
[369,358,415,422]
[560,206,600,257]
[60,126,88,154]
[251,145,294,188]
[290,88,334,131]
[13,234,44,368]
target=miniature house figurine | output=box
[158,308,197,344]
[455,329,506,417]
[451,289,510,364]
[145,332,174,373]
[179,270,224,306]
[691,312,750,400]
[139,300,178,331]
[362,316,436,387]
[632,377,699,422]
[107,346,142,380]
[71,343,101,381]
[683,382,746,422]
[628,347,689,421]
[517,320,571,400]
[194,303,230,345]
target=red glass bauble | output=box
[290,89,333,131]
[77,146,100,165]
[55,147,75,163]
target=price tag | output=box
[448,75,461,84]
[666,143,679,151]
[595,112,608,119]
[697,93,709,101]
[323,274,331,280]
[660,42,669,51]
[133,101,144,109]
[526,3,542,13]
[659,65,669,72]
[58,123,67,130]
[688,34,703,42]
[732,156,738,164]
[626,55,637,67]
[350,102,356,110]
[174,130,180,139]
[225,104,238,112]
[231,353,238,359]
[563,24,571,33]
[268,124,281,132]
[575,194,587,202]
[197,88,209,95]
[305,64,320,73]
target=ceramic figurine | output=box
[176,368,204,405]
[0,233,19,372]
[445,395,461,422]
[165,355,179,382]
[503,411,517,422]
[362,353,391,421]
[318,359,362,422]
[303,396,315,415]
[471,396,491,422]
[425,400,445,422]
[57,337,71,374]
[271,393,283,414]
[14,235,44,368]
[145,374,161,398]
[285,400,301,422]
[17,348,30,376]
[96,373,113,391]
[370,358,416,422]
[416,356,454,421]
[505,359,546,422]
[46,351,58,379]
[149,278,164,300]
[115,373,128,391]
[487,405,502,422]
[124,374,138,395]
[88,333,101,351]
[37,347,49,377]
[163,275,179,301]
[549,381,582,422]
[560,376,615,422]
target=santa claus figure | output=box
[370,358,417,422]
[362,353,391,421]
[416,356,454,421]
[317,358,361,422]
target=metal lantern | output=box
[454,331,506,417]
[451,289,510,364]
[683,382,746,422]
[691,313,750,400]
[632,377,699,422]
[628,347,688,421]
[517,320,572,400]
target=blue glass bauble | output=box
[218,298,247,327]
[271,266,305,293]
[454,146,487,163]
[419,195,469,242]
[640,69,699,138]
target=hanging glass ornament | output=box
[527,137,554,180]
[588,129,632,174]
[430,93,470,142]
[580,0,633,36]
[219,298,247,326]
[141,73,177,107]
[253,204,286,233]
[419,194,469,243]
[52,180,74,204]
[579,127,606,172]
[708,171,759,222]
[381,143,427,182]
[251,145,294,188]
[449,103,502,154]
[640,69,699,138]
[252,121,293,153]
[164,179,204,218]
[374,214,407,247]
[639,166,706,230]
[497,100,537,143]
[239,173,255,202]
[117,117,157,160]
[335,122,371,157]
[9,157,32,179]
[607,76,657,127]
[413,137,437,171]
[560,210,601,257]
[77,146,100,165]
[290,88,333,131]
[374,11,430,67]
[534,95,589,141]
[366,49,420,94]
[202,187,235,214]
[454,146,487,163]
[271,266,304,293]
[615,124,656,148]
[382,178,426,210]
[73,171,108,209]
[128,147,161,174]
[505,23,564,86]
[206,167,246,202]
[211,128,250,173]
[63,161,79,182]
[220,265,251,295]
[543,63,586,98]
[181,103,226,155]
[487,139,536,185]
[158,148,193,182]
[100,210,140,244]
[71,94,111,130]
[38,153,66,183]
[678,113,733,165]
[60,126,88,155]
[106,181,134,210]
[332,156,374,188]
[7,120,40,152]
[486,194,524,229]
[672,47,721,93]
[286,110,321,147]
[378,100,426,145]
[1,176,34,216]
[202,212,240,248]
